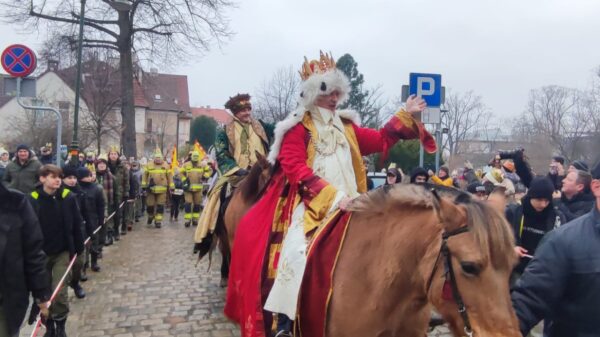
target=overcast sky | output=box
[2,0,600,122]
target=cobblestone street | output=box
[20,216,451,337]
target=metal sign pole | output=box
[435,124,441,172]
[16,77,63,166]
[419,142,424,167]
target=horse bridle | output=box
[426,225,474,337]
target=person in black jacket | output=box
[0,183,51,337]
[511,161,600,337]
[28,164,84,337]
[553,169,594,222]
[61,166,89,299]
[77,167,105,273]
[500,149,566,276]
[506,177,566,275]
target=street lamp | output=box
[108,0,133,11]
[70,0,131,166]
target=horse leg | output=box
[215,218,230,287]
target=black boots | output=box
[43,319,55,337]
[184,221,191,227]
[55,318,67,337]
[91,253,101,272]
[155,222,162,228]
[70,281,86,299]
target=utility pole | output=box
[69,0,86,166]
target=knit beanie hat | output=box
[62,165,78,178]
[16,144,29,152]
[527,177,555,200]
[571,160,589,172]
[76,167,92,180]
[0,148,7,156]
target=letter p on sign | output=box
[409,73,442,107]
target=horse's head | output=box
[428,191,520,337]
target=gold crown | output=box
[299,50,336,81]
[107,145,120,154]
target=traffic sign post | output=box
[1,44,37,78]
[403,73,444,169]
[2,44,63,166]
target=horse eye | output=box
[460,262,481,276]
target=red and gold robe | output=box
[224,108,436,337]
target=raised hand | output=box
[405,95,427,115]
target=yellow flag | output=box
[193,140,206,159]
[171,145,178,171]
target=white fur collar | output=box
[267,107,360,164]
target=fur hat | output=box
[225,94,252,114]
[298,51,350,108]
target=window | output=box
[154,94,161,102]
[146,118,153,132]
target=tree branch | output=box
[82,43,119,51]
[71,11,119,25]
[30,8,118,38]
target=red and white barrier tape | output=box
[31,199,127,336]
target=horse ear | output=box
[487,187,507,214]
[431,190,466,231]
[255,151,265,162]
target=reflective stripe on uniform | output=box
[150,186,168,193]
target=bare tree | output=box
[358,85,387,128]
[79,55,122,154]
[254,66,299,123]
[2,0,234,157]
[442,90,488,155]
[520,85,599,162]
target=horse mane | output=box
[238,161,269,204]
[350,183,515,270]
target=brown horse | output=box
[211,154,272,286]
[320,184,520,337]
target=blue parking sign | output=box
[409,73,442,107]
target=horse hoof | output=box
[219,278,228,288]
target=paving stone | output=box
[18,215,452,337]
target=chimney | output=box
[47,60,59,72]
[150,67,158,75]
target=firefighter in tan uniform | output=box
[182,151,212,227]
[141,148,173,228]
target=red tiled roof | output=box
[133,79,148,107]
[141,72,190,112]
[191,107,232,124]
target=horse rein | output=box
[426,225,474,337]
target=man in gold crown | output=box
[141,148,173,228]
[182,151,212,227]
[193,94,273,247]
[224,51,437,337]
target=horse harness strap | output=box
[426,225,474,337]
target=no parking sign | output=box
[1,44,37,77]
